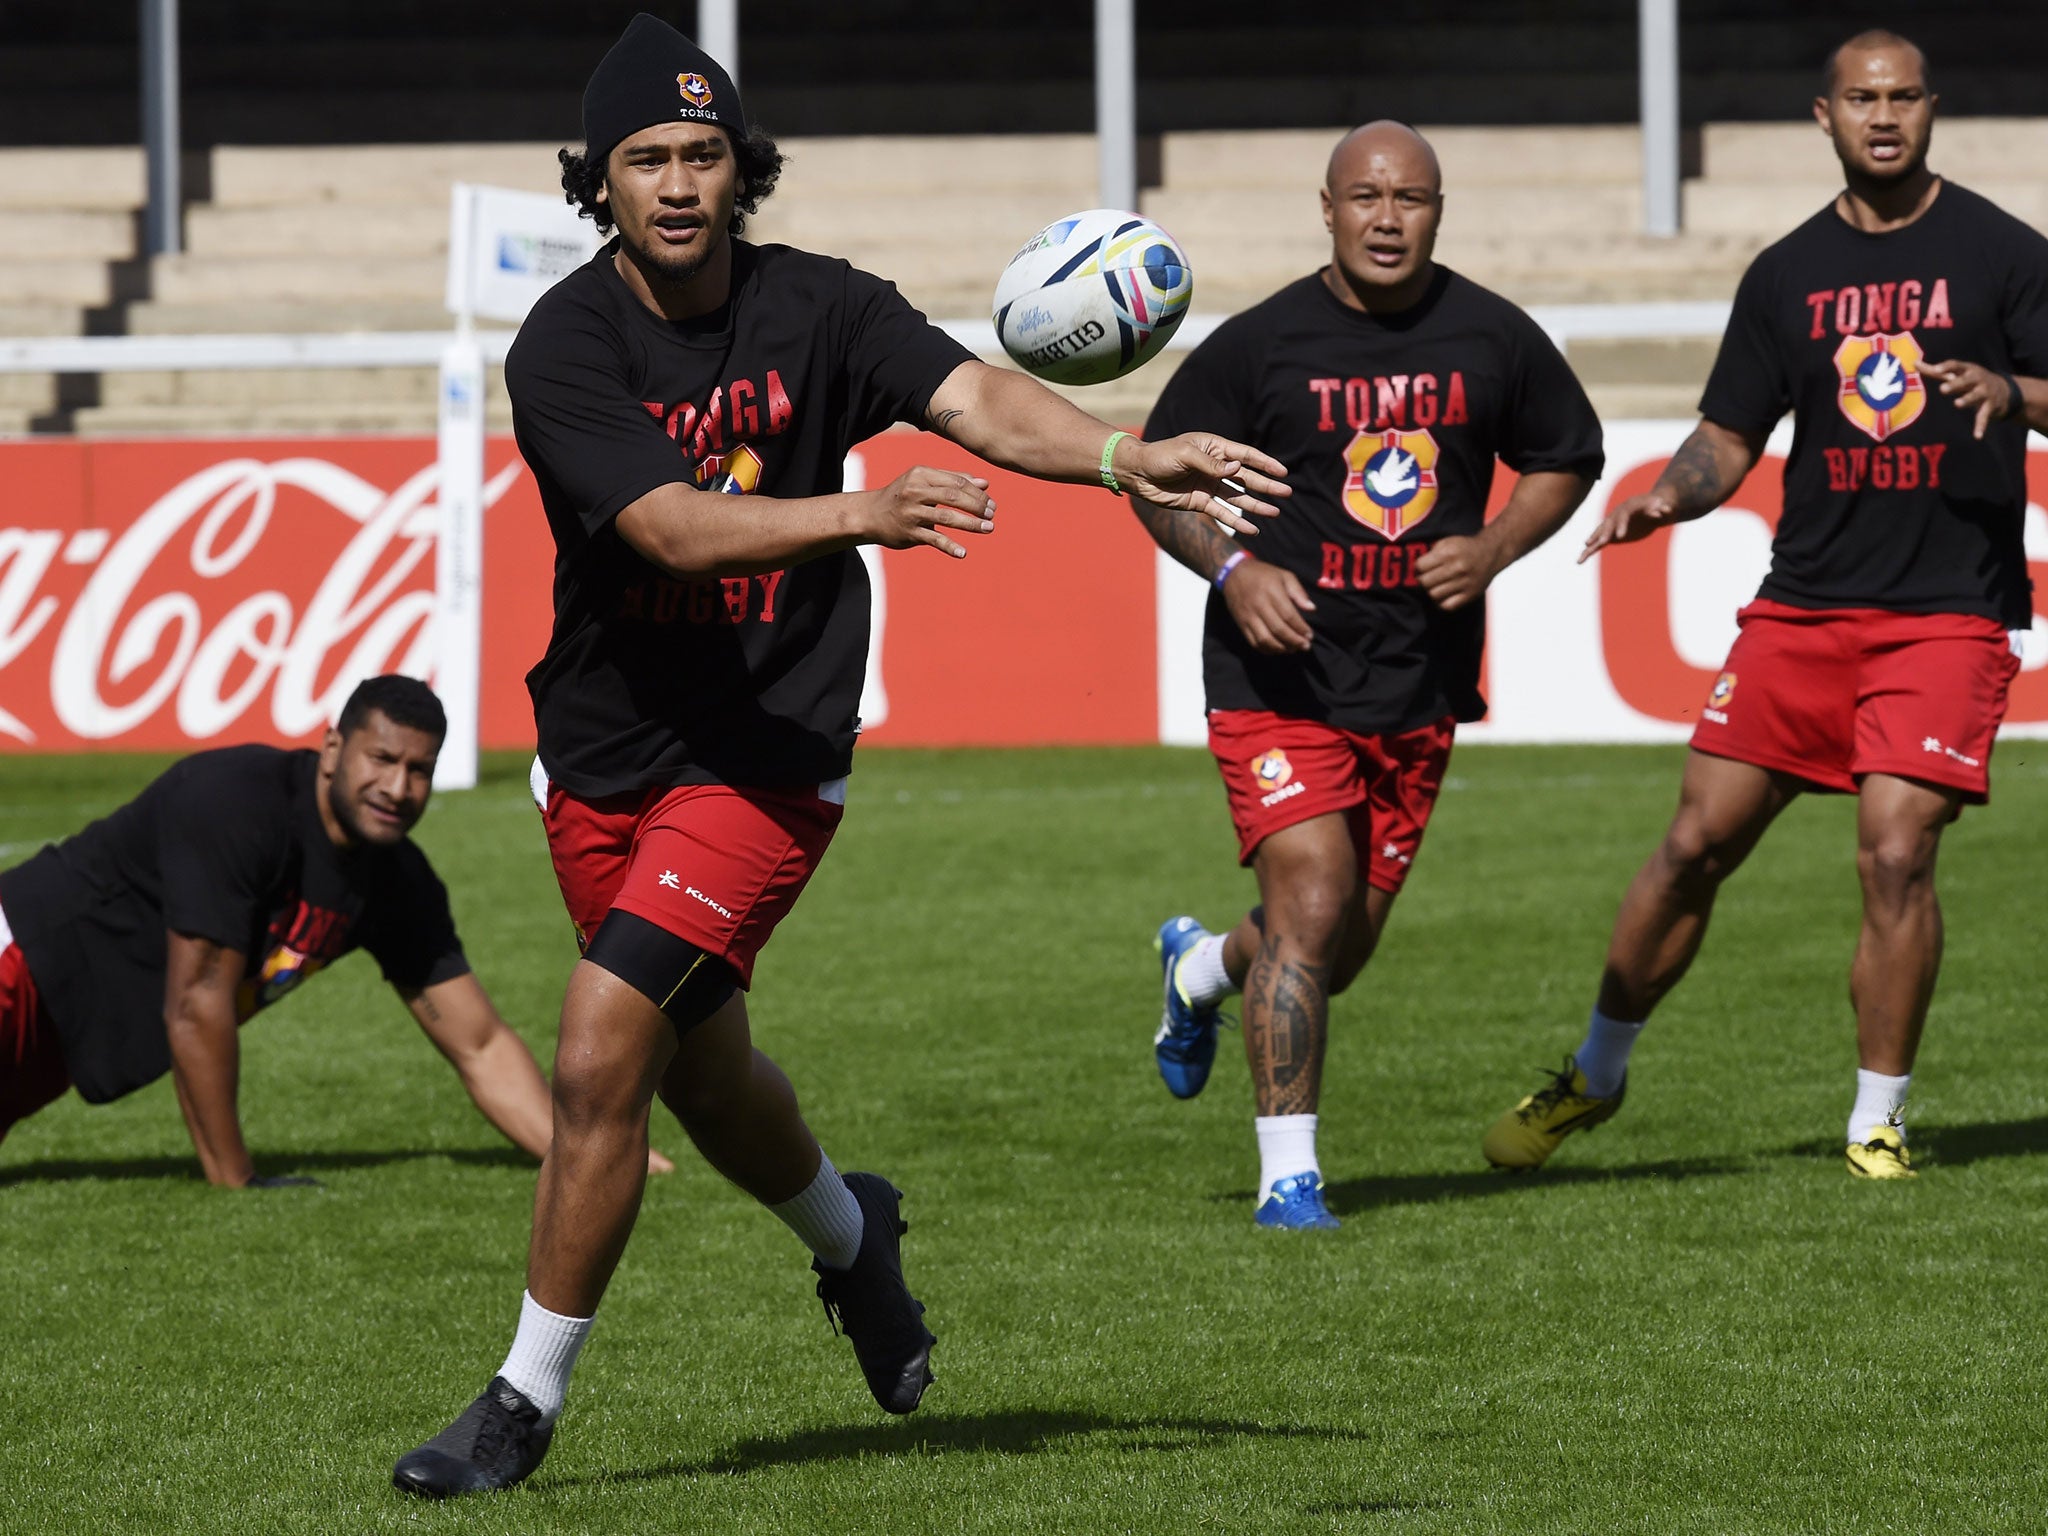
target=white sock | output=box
[1848,1069,1911,1144]
[768,1152,865,1270]
[498,1290,594,1428]
[1573,1007,1644,1099]
[1255,1114,1319,1201]
[1177,933,1237,1006]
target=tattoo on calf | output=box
[1243,938,1329,1117]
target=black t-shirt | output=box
[1698,181,2048,626]
[0,745,468,1104]
[510,240,976,797]
[1148,268,1604,733]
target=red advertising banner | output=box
[0,433,1156,755]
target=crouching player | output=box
[0,677,627,1185]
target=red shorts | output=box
[1691,599,2023,803]
[539,773,844,988]
[0,909,71,1142]
[1207,709,1455,893]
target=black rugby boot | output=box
[391,1376,553,1499]
[812,1171,936,1414]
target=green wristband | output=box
[1099,430,1133,495]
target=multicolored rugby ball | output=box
[992,209,1193,386]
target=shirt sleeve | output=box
[356,848,471,991]
[839,267,978,440]
[1497,310,1606,478]
[1144,319,1254,442]
[505,302,694,537]
[156,764,281,951]
[1697,256,1792,434]
[1999,221,2048,377]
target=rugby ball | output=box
[992,210,1192,386]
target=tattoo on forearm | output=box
[1659,430,1735,518]
[1243,938,1329,1117]
[1131,496,1235,580]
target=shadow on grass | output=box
[0,1146,531,1186]
[1206,1155,1748,1214]
[545,1409,1374,1490]
[1787,1115,2048,1169]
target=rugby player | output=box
[392,14,1285,1497]
[0,676,620,1185]
[1482,32,2048,1180]
[1135,122,1603,1230]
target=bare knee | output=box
[551,1057,649,1141]
[1266,876,1355,967]
[1858,832,1938,912]
[1653,810,1742,893]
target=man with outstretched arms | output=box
[392,14,1284,1498]
[1482,31,2048,1180]
[1131,122,1603,1230]
[0,676,590,1185]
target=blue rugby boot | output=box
[1254,1172,1341,1231]
[1153,916,1221,1099]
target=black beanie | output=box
[582,13,748,167]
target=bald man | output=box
[1483,32,2048,1181]
[1133,122,1604,1228]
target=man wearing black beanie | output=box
[393,12,1288,1499]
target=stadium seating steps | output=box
[4,119,2048,436]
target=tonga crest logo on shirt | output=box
[1342,427,1439,539]
[1833,331,1926,441]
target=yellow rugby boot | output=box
[1482,1056,1625,1170]
[1846,1124,1915,1180]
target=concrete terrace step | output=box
[0,304,85,336]
[0,209,136,260]
[98,365,445,409]
[0,148,144,209]
[183,203,451,259]
[126,300,501,334]
[0,258,113,306]
[208,143,567,205]
[72,396,515,438]
[148,253,445,305]
[1159,125,1649,188]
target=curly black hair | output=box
[558,125,785,239]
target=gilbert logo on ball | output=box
[993,210,1192,386]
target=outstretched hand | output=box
[1122,434,1289,536]
[1579,491,1678,563]
[1921,359,2015,440]
[860,467,998,558]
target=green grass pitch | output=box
[2,743,2046,1533]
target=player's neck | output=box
[613,238,734,323]
[313,772,352,850]
[1835,167,1940,234]
[1322,261,1434,317]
